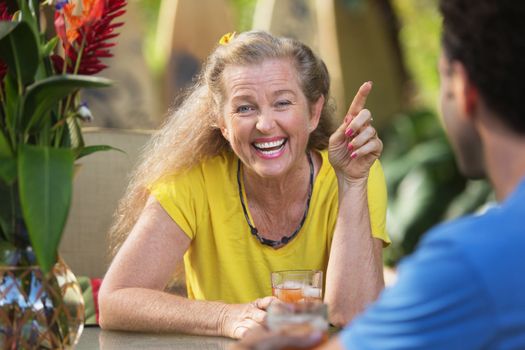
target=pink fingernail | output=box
[345,128,354,137]
[351,152,358,159]
[347,143,354,152]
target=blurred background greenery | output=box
[130,0,493,266]
[378,0,493,265]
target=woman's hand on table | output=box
[328,81,383,183]
[220,296,278,339]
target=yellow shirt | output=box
[150,150,389,303]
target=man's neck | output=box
[480,121,525,201]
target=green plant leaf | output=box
[43,36,59,56]
[22,75,112,131]
[3,71,21,135]
[0,131,12,157]
[25,0,41,29]
[0,182,16,243]
[76,144,124,159]
[67,115,84,149]
[0,21,39,87]
[0,156,16,184]
[18,144,74,273]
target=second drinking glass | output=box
[271,270,323,303]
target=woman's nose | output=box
[256,111,276,133]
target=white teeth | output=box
[253,139,285,149]
[259,148,281,155]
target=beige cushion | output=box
[60,128,153,278]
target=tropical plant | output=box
[0,0,126,273]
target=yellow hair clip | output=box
[219,31,236,45]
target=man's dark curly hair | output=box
[440,0,525,134]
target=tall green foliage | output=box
[0,1,123,273]
[392,0,441,108]
[381,0,493,265]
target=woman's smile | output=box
[252,137,288,158]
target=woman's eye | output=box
[236,105,255,114]
[275,100,291,109]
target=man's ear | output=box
[309,95,325,132]
[451,61,479,118]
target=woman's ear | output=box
[309,95,325,132]
[218,117,230,141]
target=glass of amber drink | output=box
[266,301,329,349]
[271,270,323,303]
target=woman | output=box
[98,31,389,338]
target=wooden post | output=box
[156,0,234,110]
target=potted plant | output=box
[0,0,126,347]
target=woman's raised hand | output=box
[219,296,278,339]
[328,81,383,182]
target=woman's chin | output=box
[251,161,291,179]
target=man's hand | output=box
[229,324,324,350]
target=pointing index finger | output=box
[345,81,373,123]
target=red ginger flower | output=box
[53,0,126,75]
[62,0,105,44]
[0,3,10,22]
[0,2,12,81]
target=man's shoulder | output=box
[421,196,524,249]
[421,210,491,245]
[416,199,525,299]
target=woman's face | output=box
[219,58,323,178]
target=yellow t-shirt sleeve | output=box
[149,169,203,240]
[368,160,390,244]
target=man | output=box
[233,0,525,348]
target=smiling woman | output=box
[98,31,389,338]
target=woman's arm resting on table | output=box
[98,196,272,339]
[324,82,385,327]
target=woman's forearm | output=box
[324,178,384,327]
[99,287,230,336]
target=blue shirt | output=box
[341,178,525,349]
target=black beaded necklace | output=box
[237,152,314,248]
